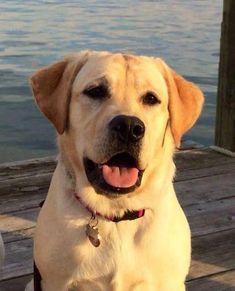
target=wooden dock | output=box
[0,148,235,291]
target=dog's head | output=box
[31,51,203,210]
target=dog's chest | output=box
[67,221,151,289]
[68,246,149,291]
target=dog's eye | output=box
[83,85,108,100]
[142,92,161,106]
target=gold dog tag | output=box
[86,224,101,247]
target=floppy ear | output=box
[30,53,89,134]
[159,60,204,147]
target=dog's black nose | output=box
[109,115,145,143]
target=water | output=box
[0,0,222,163]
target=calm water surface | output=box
[0,1,222,162]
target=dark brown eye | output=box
[83,85,109,100]
[142,92,161,105]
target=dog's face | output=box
[31,51,203,209]
[68,53,170,196]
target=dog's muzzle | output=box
[84,115,145,197]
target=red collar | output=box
[74,193,145,222]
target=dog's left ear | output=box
[158,59,204,147]
[30,52,89,134]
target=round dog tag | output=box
[86,224,101,247]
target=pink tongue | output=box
[102,165,139,188]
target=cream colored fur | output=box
[26,51,204,291]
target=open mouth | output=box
[84,152,144,196]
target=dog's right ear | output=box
[30,52,89,134]
[156,58,204,148]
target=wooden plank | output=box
[0,156,56,181]
[187,270,235,291]
[0,173,51,196]
[189,228,235,279]
[0,274,32,291]
[185,197,235,237]
[0,208,39,235]
[215,0,235,151]
[175,162,235,182]
[0,190,46,215]
[176,172,235,207]
[0,238,33,281]
[2,227,35,244]
[0,165,54,184]
[175,149,235,171]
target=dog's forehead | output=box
[73,53,166,92]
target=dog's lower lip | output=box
[83,153,144,196]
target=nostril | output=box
[132,124,144,138]
[109,115,130,142]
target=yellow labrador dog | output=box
[28,51,204,291]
